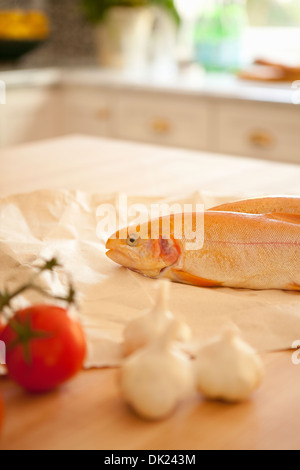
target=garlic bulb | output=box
[123,280,191,356]
[194,329,264,403]
[121,320,194,420]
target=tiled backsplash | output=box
[0,0,96,67]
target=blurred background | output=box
[0,0,299,163]
[1,0,300,68]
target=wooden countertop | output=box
[0,136,300,450]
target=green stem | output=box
[0,284,33,311]
[30,284,76,306]
[0,258,76,321]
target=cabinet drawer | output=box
[115,92,209,150]
[217,102,300,164]
[63,86,112,137]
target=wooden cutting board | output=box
[0,136,300,450]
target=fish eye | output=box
[127,234,139,247]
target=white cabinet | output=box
[61,86,300,164]
[114,91,210,150]
[216,101,300,164]
[62,85,113,138]
[0,87,61,148]
[1,76,300,166]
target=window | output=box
[247,0,300,27]
[246,0,300,64]
[175,0,300,64]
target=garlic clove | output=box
[121,319,194,420]
[194,329,264,403]
[123,280,191,356]
[121,349,192,420]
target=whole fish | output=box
[106,196,300,291]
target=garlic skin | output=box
[121,321,194,420]
[194,330,264,403]
[123,280,191,356]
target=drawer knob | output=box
[151,119,171,135]
[95,108,110,120]
[249,131,274,149]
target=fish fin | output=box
[209,201,247,212]
[170,270,222,288]
[265,213,300,225]
[209,197,300,215]
[209,198,265,213]
[285,283,300,291]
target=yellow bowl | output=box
[0,10,50,41]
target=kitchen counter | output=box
[0,65,297,105]
[0,135,300,450]
[0,67,62,89]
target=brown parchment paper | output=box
[0,189,299,368]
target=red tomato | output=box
[1,305,86,393]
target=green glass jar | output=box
[194,0,247,72]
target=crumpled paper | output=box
[0,189,299,369]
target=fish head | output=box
[106,220,182,278]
